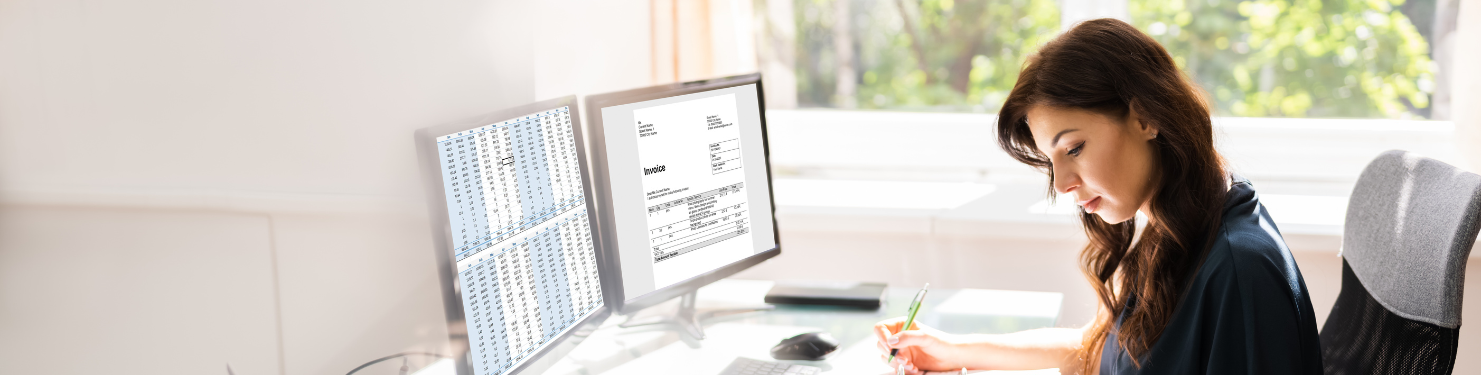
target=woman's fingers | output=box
[876,317,951,374]
[888,329,935,350]
[900,359,923,375]
[874,321,896,344]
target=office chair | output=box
[1319,150,1481,375]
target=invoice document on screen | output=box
[632,93,755,288]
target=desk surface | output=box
[417,279,1064,375]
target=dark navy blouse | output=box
[1099,177,1324,374]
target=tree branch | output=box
[893,0,934,84]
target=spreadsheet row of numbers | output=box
[439,107,585,259]
[459,211,600,374]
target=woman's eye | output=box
[1068,142,1085,157]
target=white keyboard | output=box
[718,357,823,375]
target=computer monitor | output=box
[414,96,610,375]
[584,73,781,339]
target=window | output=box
[760,0,1455,119]
[773,0,1061,111]
[1131,0,1445,119]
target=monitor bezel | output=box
[582,73,781,316]
[413,95,612,375]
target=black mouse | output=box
[770,331,839,360]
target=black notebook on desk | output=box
[764,281,888,309]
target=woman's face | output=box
[1026,105,1160,224]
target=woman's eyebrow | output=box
[1051,129,1080,147]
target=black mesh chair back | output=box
[1319,150,1481,375]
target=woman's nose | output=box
[1054,171,1079,195]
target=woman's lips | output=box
[1080,196,1102,214]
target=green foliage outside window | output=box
[794,0,1060,111]
[1131,0,1434,118]
[790,0,1434,118]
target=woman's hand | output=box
[873,317,964,374]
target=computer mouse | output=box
[770,331,839,360]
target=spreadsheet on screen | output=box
[434,106,602,375]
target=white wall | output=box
[0,0,536,200]
[0,0,649,374]
[533,0,654,102]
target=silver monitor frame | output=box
[582,73,781,317]
[413,95,612,375]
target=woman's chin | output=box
[1094,209,1136,224]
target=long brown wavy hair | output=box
[995,19,1228,372]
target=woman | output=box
[874,19,1323,374]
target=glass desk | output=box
[417,279,1062,375]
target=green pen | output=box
[888,283,929,366]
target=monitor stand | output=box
[618,290,775,340]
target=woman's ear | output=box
[1127,100,1158,141]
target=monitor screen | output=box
[431,104,603,375]
[596,83,778,301]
